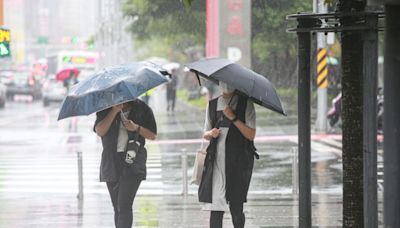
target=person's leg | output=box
[106,182,119,227]
[116,175,142,228]
[166,89,171,111]
[210,211,224,228]
[171,90,176,112]
[229,202,245,228]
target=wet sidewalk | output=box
[0,192,343,227]
[0,89,359,227]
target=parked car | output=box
[3,71,42,100]
[42,77,67,106]
[0,82,6,108]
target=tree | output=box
[122,0,205,61]
[338,0,366,227]
[251,0,312,87]
[122,0,312,87]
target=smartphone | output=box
[120,111,129,123]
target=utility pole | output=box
[315,0,328,132]
[384,3,400,227]
[288,3,382,227]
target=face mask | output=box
[219,82,235,94]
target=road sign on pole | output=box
[0,27,10,58]
[317,48,328,88]
[315,0,328,132]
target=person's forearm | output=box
[136,126,156,140]
[232,119,256,141]
[95,110,118,137]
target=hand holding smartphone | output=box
[120,111,139,131]
[120,111,128,122]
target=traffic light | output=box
[0,27,10,58]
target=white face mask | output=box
[219,82,235,94]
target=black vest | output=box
[209,95,256,203]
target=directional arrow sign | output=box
[0,42,9,57]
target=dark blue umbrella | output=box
[185,58,286,115]
[57,62,169,120]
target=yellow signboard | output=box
[0,28,10,42]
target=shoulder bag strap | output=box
[209,97,219,128]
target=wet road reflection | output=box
[0,90,355,227]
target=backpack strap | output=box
[235,94,247,122]
[209,97,219,128]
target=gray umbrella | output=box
[185,58,286,115]
[57,62,169,120]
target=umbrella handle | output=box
[227,91,237,106]
[196,74,202,86]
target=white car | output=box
[42,78,67,106]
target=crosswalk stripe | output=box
[0,174,163,180]
[311,141,342,154]
[0,151,164,195]
[318,138,342,149]
[0,168,162,174]
[0,188,164,195]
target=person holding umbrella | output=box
[166,68,178,112]
[185,58,285,228]
[57,62,169,228]
[94,99,157,228]
[201,81,256,228]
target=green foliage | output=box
[252,0,312,63]
[122,0,205,59]
[177,89,207,110]
[122,0,313,87]
[181,0,196,8]
[324,0,334,6]
[251,0,312,88]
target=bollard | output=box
[181,148,188,197]
[292,147,299,196]
[77,151,84,200]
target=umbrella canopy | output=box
[56,68,80,81]
[185,58,285,115]
[57,62,169,120]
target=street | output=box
[0,88,373,227]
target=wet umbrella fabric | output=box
[56,68,80,81]
[185,58,285,115]
[57,62,169,120]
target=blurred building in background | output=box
[96,0,134,68]
[3,0,97,67]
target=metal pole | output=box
[77,151,84,200]
[292,147,299,195]
[181,148,188,197]
[384,4,400,227]
[297,18,312,228]
[315,0,328,132]
[363,14,378,228]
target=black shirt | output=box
[94,99,157,182]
